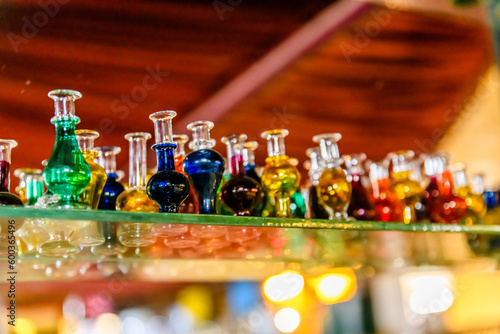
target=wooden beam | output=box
[177,0,372,128]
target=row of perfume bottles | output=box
[302,146,487,225]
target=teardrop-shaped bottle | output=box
[313,133,351,220]
[43,89,91,209]
[173,134,199,214]
[260,129,301,218]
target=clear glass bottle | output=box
[345,153,376,221]
[260,129,301,218]
[220,134,263,242]
[116,132,159,247]
[424,154,467,224]
[453,165,487,226]
[242,141,267,217]
[147,111,191,240]
[0,140,23,206]
[92,146,127,256]
[173,134,199,214]
[389,150,424,224]
[304,147,329,219]
[313,133,351,220]
[369,161,402,222]
[183,121,226,238]
[43,89,91,209]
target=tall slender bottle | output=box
[147,111,191,241]
[260,129,301,218]
[345,153,376,221]
[183,121,226,238]
[0,140,23,206]
[424,154,467,224]
[173,134,199,214]
[304,147,329,219]
[388,150,424,224]
[453,164,487,225]
[242,141,266,216]
[369,161,402,222]
[116,133,159,247]
[92,146,127,256]
[313,133,351,220]
[43,89,91,209]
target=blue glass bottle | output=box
[147,111,190,213]
[183,121,226,238]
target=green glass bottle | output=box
[43,89,91,209]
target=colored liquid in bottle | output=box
[0,161,10,192]
[183,149,224,214]
[116,189,159,212]
[317,167,352,219]
[75,151,107,209]
[98,174,125,210]
[348,176,376,220]
[308,185,330,219]
[220,175,263,216]
[174,155,199,214]
[245,165,267,217]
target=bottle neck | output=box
[99,154,117,174]
[266,135,286,157]
[372,177,391,199]
[229,154,245,177]
[129,138,148,189]
[53,118,78,138]
[153,143,176,172]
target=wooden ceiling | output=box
[0,0,493,185]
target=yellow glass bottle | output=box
[388,150,424,224]
[313,133,351,220]
[453,165,487,225]
[260,129,301,218]
[116,132,159,247]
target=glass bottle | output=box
[147,111,190,213]
[260,129,301,218]
[369,161,402,222]
[183,121,226,238]
[453,165,487,226]
[14,168,44,206]
[116,132,159,247]
[0,140,23,206]
[43,89,91,209]
[172,134,199,214]
[345,153,376,221]
[92,146,127,256]
[242,141,267,217]
[388,150,424,224]
[312,133,351,220]
[424,154,467,224]
[304,147,329,219]
[289,157,307,218]
[220,134,264,242]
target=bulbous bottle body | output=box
[98,174,125,210]
[75,152,107,209]
[317,167,352,219]
[347,177,376,221]
[116,189,159,212]
[220,175,263,216]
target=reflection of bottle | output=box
[14,168,44,206]
[388,150,423,224]
[242,141,266,217]
[369,161,402,222]
[93,146,127,256]
[74,130,107,209]
[116,132,159,247]
[424,154,467,224]
[173,134,198,214]
[345,153,376,221]
[304,147,329,219]
[220,134,263,216]
[184,121,227,238]
[260,129,301,218]
[43,89,91,209]
[453,165,487,226]
[147,111,190,213]
[313,133,351,220]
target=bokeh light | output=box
[264,271,304,302]
[274,308,300,333]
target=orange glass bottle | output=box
[369,161,402,222]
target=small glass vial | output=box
[453,164,487,225]
[0,140,23,206]
[260,129,301,218]
[369,161,402,222]
[389,150,424,224]
[304,147,329,219]
[116,132,159,247]
[313,133,351,220]
[173,134,199,214]
[92,146,127,256]
[43,89,91,209]
[345,153,376,221]
[183,121,226,239]
[14,168,44,205]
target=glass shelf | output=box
[1,206,500,234]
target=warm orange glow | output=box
[309,268,357,305]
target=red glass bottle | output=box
[0,139,23,206]
[345,153,376,221]
[172,134,199,214]
[424,154,467,224]
[369,161,402,222]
